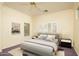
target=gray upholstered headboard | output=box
[37,33,60,39]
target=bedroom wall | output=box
[2,6,32,49]
[32,9,74,45]
[0,3,3,52]
[73,3,79,55]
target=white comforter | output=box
[21,38,58,56]
[25,39,57,51]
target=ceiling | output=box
[3,2,75,17]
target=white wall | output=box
[73,3,79,55]
[0,3,3,52]
[32,9,74,45]
[2,6,32,49]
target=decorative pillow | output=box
[46,35,56,41]
[47,35,55,39]
[38,34,47,39]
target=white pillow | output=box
[38,34,47,39]
[46,35,55,41]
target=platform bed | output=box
[21,33,60,56]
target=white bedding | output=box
[24,38,58,51]
[21,38,58,56]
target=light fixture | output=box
[44,9,48,12]
[30,2,37,7]
[30,2,48,13]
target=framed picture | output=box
[24,23,30,36]
[11,23,20,34]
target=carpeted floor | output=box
[0,46,77,56]
[58,46,77,56]
[8,47,65,56]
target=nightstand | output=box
[60,39,72,48]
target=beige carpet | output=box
[9,48,65,56]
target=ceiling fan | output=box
[30,2,48,12]
[30,2,37,7]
